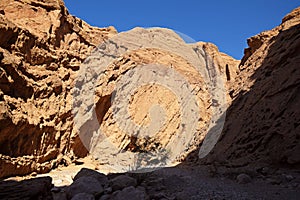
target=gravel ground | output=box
[3,158,300,200]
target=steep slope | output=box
[0,0,238,178]
[1,2,300,200]
[71,27,239,172]
[202,7,300,169]
[0,0,116,178]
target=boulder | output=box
[66,176,103,199]
[71,193,95,200]
[111,186,148,200]
[236,173,251,184]
[109,175,137,191]
[74,168,108,186]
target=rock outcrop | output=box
[1,1,300,199]
[72,27,239,172]
[196,42,240,102]
[0,0,238,178]
[0,0,116,178]
[203,7,300,169]
[3,0,298,182]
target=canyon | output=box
[0,0,299,199]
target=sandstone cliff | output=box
[71,27,240,172]
[0,1,300,199]
[0,0,238,178]
[0,0,116,178]
[202,7,300,169]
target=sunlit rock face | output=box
[72,27,237,172]
[0,0,238,177]
[0,0,116,178]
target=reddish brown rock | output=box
[0,0,116,178]
[0,0,236,178]
[72,27,238,171]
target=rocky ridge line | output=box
[202,7,300,169]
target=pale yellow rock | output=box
[0,0,238,178]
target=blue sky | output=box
[64,1,299,59]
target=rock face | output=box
[196,42,240,103]
[0,0,238,178]
[0,0,116,178]
[0,2,300,199]
[4,0,299,182]
[72,27,238,171]
[203,7,300,168]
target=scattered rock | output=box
[266,177,282,185]
[104,186,113,194]
[52,191,67,200]
[74,159,85,165]
[143,177,164,187]
[176,191,192,200]
[53,179,63,186]
[150,191,169,200]
[292,183,299,188]
[71,193,95,200]
[66,176,104,199]
[109,175,137,191]
[99,194,112,200]
[236,173,251,184]
[261,167,270,175]
[73,168,108,186]
[51,186,61,193]
[284,174,294,181]
[111,186,148,200]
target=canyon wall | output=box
[0,0,238,178]
[0,0,116,178]
[202,7,300,169]
[2,0,298,180]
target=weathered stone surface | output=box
[203,7,300,168]
[1,1,300,200]
[196,42,239,88]
[66,176,104,199]
[0,0,116,178]
[111,186,148,200]
[71,193,95,200]
[109,175,137,191]
[73,168,108,186]
[73,27,237,171]
[236,173,251,184]
[0,0,238,178]
[3,0,298,190]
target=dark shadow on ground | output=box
[0,176,52,199]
